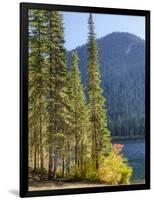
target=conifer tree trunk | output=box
[33,125,37,171]
[67,140,70,175]
[53,150,58,179]
[39,107,44,172]
[75,135,78,166]
[34,146,37,171]
[48,146,53,180]
[62,153,65,178]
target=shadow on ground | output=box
[8,189,19,197]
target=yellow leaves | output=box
[98,152,132,185]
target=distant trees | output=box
[28,10,132,184]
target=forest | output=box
[28,9,132,188]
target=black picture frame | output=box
[20,2,150,198]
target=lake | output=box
[112,138,145,184]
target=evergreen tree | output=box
[87,13,111,170]
[44,11,69,179]
[69,52,89,176]
[28,9,46,173]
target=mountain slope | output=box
[67,32,145,137]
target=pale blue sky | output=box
[61,11,145,50]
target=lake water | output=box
[112,138,145,184]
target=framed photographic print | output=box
[20,2,150,197]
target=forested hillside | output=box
[67,32,145,137]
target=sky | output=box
[61,11,145,51]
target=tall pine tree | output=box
[28,9,47,173]
[69,52,89,176]
[87,13,111,170]
[44,11,69,179]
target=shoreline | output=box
[28,180,145,191]
[112,136,144,141]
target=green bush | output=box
[98,152,132,185]
[84,159,97,181]
[66,160,97,181]
[66,164,83,180]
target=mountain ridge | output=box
[67,32,145,137]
